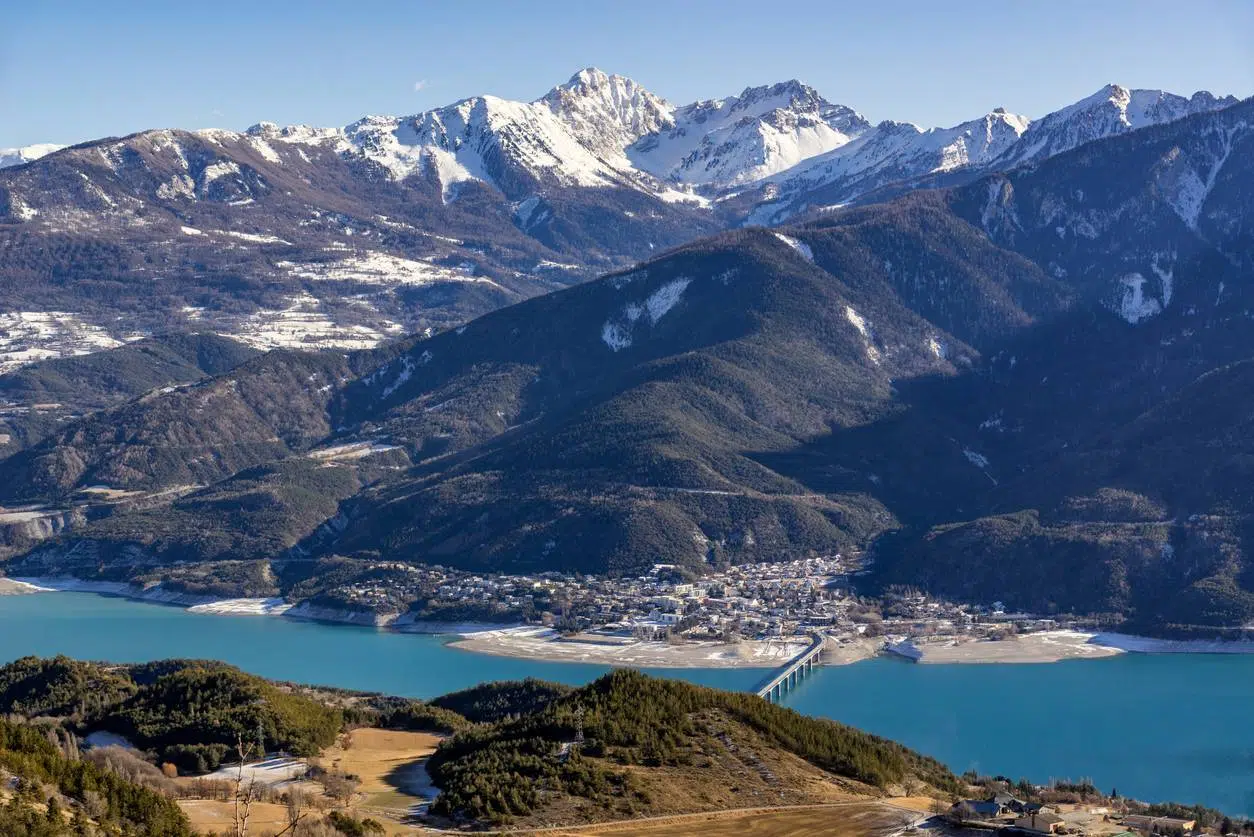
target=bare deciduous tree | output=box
[321,772,359,806]
[233,734,258,837]
[276,786,308,836]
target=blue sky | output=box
[3,0,1252,148]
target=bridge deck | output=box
[754,633,825,701]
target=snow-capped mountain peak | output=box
[540,67,673,160]
[995,84,1238,167]
[742,106,1033,224]
[934,109,1032,170]
[335,70,880,197]
[342,94,631,198]
[626,79,871,188]
[5,70,1237,231]
[0,143,67,169]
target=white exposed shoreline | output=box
[1091,631,1254,655]
[898,630,1123,664]
[4,576,1254,667]
[447,625,807,669]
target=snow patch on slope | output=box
[248,137,282,164]
[772,232,813,262]
[1117,273,1162,324]
[234,293,402,351]
[0,312,128,373]
[201,160,241,184]
[644,278,692,322]
[602,322,633,352]
[221,230,291,245]
[602,277,692,350]
[426,147,483,202]
[8,195,37,221]
[963,448,991,469]
[277,252,501,288]
[1159,124,1243,231]
[158,175,197,200]
[844,305,880,364]
[1150,254,1175,308]
[382,356,415,399]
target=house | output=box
[994,793,1029,814]
[1014,811,1066,834]
[1124,816,1197,835]
[951,800,1003,823]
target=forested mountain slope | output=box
[2,99,1254,633]
[0,333,258,458]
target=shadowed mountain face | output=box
[0,225,987,574]
[2,99,1254,634]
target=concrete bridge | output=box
[754,633,825,703]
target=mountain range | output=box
[0,72,1252,635]
[0,70,1234,369]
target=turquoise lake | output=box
[2,592,1252,816]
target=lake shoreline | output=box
[890,630,1124,664]
[7,575,1254,667]
[2,583,1251,817]
[2,576,787,669]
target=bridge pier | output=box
[755,634,825,704]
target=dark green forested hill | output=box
[4,223,986,580]
[0,656,463,774]
[427,669,960,825]
[0,718,191,836]
[430,678,575,724]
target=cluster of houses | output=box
[307,552,1112,657]
[949,795,1198,837]
[316,554,862,641]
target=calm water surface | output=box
[783,655,1254,817]
[2,592,1252,815]
[0,592,759,694]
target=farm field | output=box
[548,800,925,837]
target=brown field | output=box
[316,728,441,812]
[179,798,425,836]
[548,801,923,837]
[178,729,442,836]
[890,797,941,814]
[178,799,293,834]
